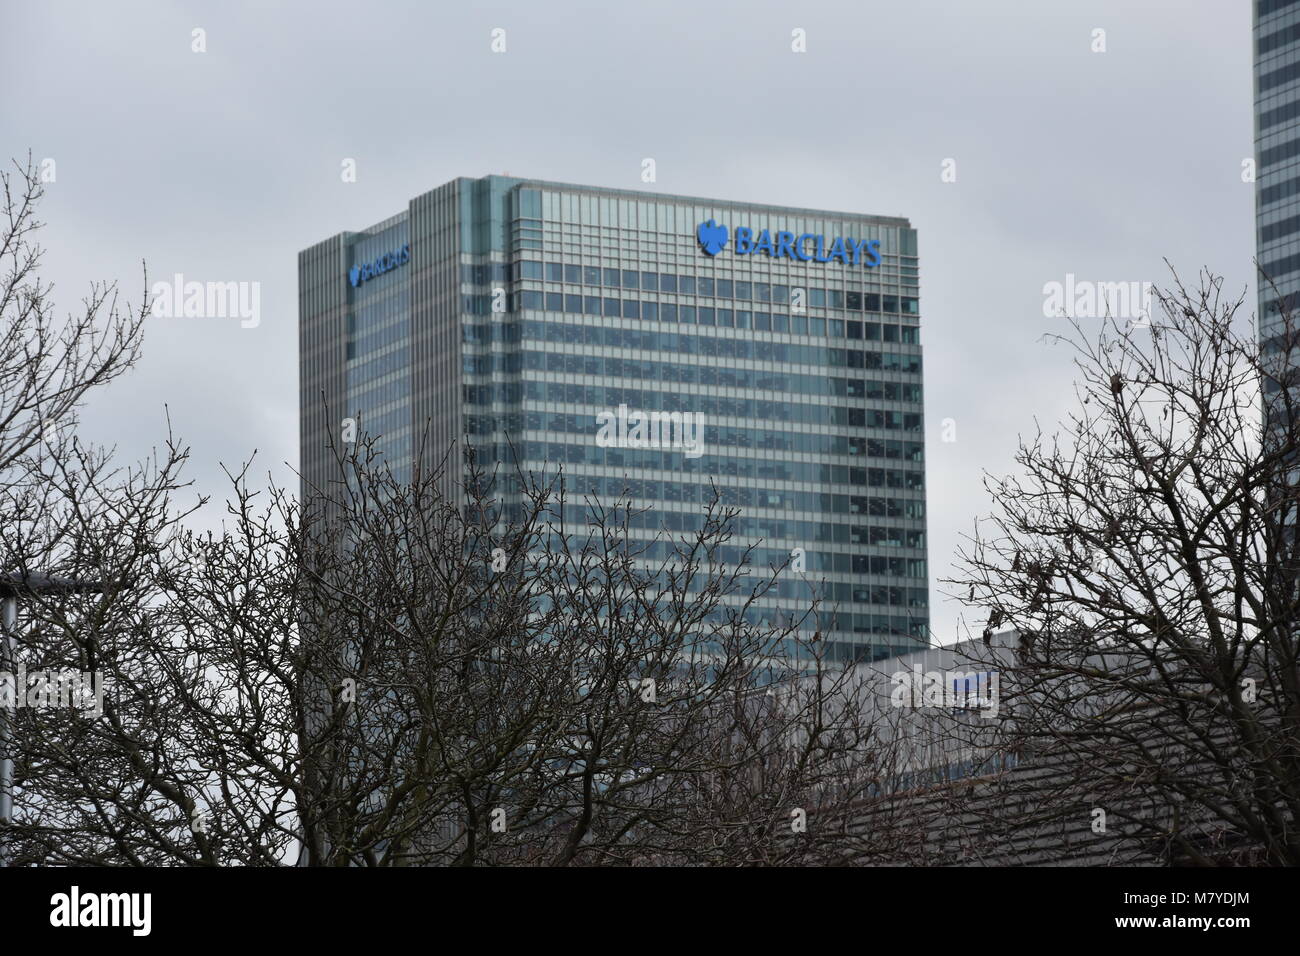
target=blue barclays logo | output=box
[697,219,728,255]
[696,221,882,268]
[348,244,411,287]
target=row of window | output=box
[344,375,408,412]
[467,316,920,353]
[572,573,924,608]
[348,404,410,441]
[508,288,920,319]
[543,296,837,326]
[773,616,924,642]
[511,261,917,304]
[346,344,409,387]
[1260,18,1300,57]
[527,529,927,581]
[469,261,917,303]
[522,408,922,450]
[1260,53,1300,94]
[346,319,407,361]
[1259,0,1300,22]
[1260,246,1300,279]
[488,472,924,518]
[1260,173,1300,207]
[1261,209,1300,244]
[510,440,924,491]
[785,580,928,608]
[521,349,922,391]
[629,535,927,581]
[1261,95,1300,136]
[559,502,925,551]
[465,379,925,413]
[471,316,920,347]
[516,380,922,418]
[345,290,409,358]
[1261,134,1300,172]
[470,399,924,449]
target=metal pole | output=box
[0,574,105,867]
[0,595,16,867]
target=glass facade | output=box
[345,217,412,481]
[300,177,929,663]
[1257,0,1300,342]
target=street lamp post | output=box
[0,571,105,867]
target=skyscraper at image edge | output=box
[299,176,928,662]
[1256,1,1300,326]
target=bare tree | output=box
[0,155,148,483]
[0,155,211,865]
[177,435,935,866]
[0,152,966,867]
[11,424,944,865]
[950,269,1300,865]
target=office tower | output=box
[299,176,928,662]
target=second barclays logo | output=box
[348,243,411,288]
[696,219,882,268]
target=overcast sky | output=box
[2,0,1254,644]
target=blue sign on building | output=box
[349,244,410,287]
[696,219,881,267]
